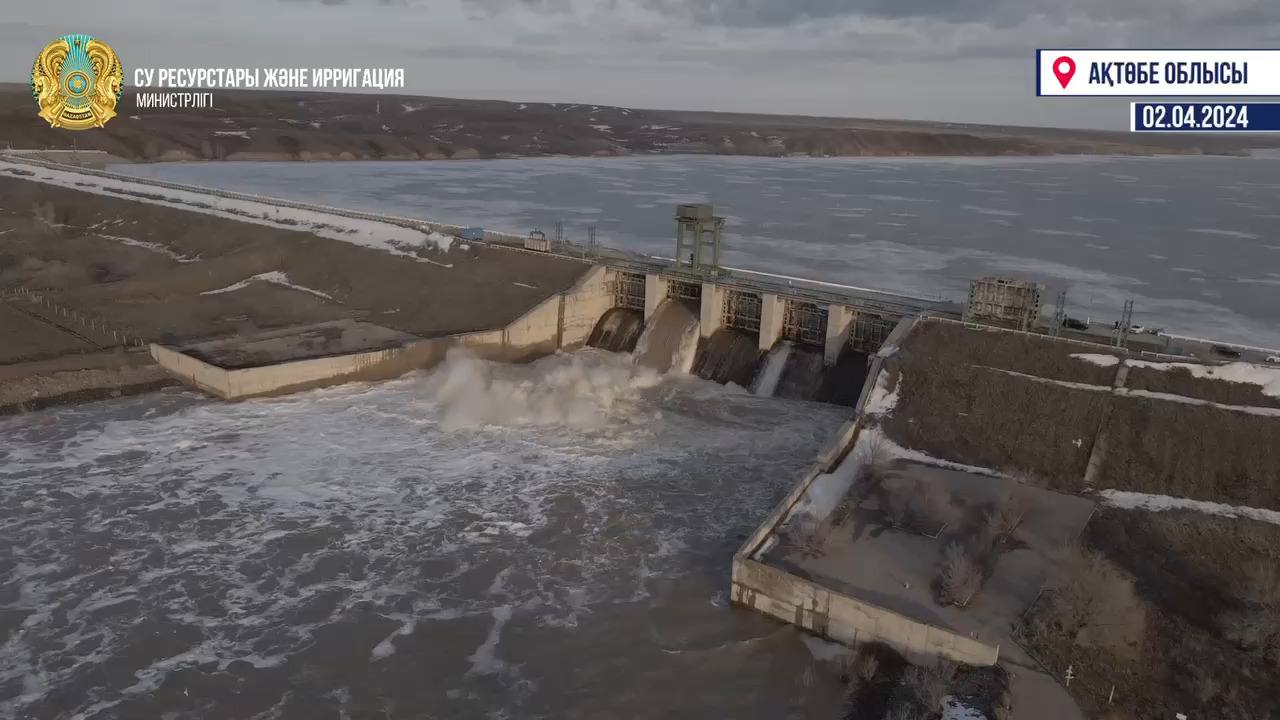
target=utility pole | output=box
[1051,290,1067,337]
[1114,299,1134,348]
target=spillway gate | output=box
[783,301,827,346]
[610,271,646,311]
[850,313,897,352]
[723,289,762,332]
[667,280,703,302]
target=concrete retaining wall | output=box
[150,264,611,400]
[150,344,231,396]
[731,314,1001,666]
[558,266,612,348]
[732,558,1000,666]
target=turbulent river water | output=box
[1,350,851,719]
[122,154,1280,347]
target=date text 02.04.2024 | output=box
[1131,102,1280,132]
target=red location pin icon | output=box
[1053,56,1076,89]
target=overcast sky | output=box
[4,0,1278,129]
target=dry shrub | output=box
[988,487,1027,538]
[901,659,957,713]
[883,706,926,720]
[854,652,880,683]
[856,431,891,486]
[1024,511,1280,720]
[1101,396,1280,508]
[886,478,950,532]
[1039,545,1143,657]
[938,541,981,607]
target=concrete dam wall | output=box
[582,283,875,405]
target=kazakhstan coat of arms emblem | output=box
[31,34,124,130]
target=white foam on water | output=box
[1030,228,1102,238]
[962,205,1022,217]
[1189,228,1261,240]
[0,350,847,717]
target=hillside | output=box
[2,84,1271,162]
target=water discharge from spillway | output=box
[0,349,851,719]
[633,299,700,374]
[586,308,645,353]
[693,328,763,389]
[752,341,793,397]
[773,345,827,401]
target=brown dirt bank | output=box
[880,322,1112,490]
[0,349,176,414]
[0,175,589,359]
[1021,508,1280,720]
[1126,364,1280,410]
[2,84,1272,162]
[1100,396,1280,510]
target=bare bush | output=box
[902,659,956,712]
[886,478,951,533]
[884,706,926,720]
[886,490,911,528]
[856,431,891,486]
[938,542,981,606]
[989,487,1027,538]
[910,478,951,530]
[854,652,880,682]
[1040,546,1142,649]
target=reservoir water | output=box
[0,350,850,719]
[121,154,1280,348]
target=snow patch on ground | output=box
[942,697,988,720]
[864,427,1003,477]
[0,159,455,267]
[200,271,334,300]
[787,426,1002,529]
[1126,359,1280,397]
[1117,388,1280,417]
[1099,490,1280,526]
[973,365,1110,393]
[1071,353,1120,367]
[213,130,251,139]
[97,234,197,263]
[863,372,900,415]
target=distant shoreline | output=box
[4,84,1273,164]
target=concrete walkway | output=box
[1001,644,1084,720]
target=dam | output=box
[5,153,1280,719]
[0,154,965,406]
